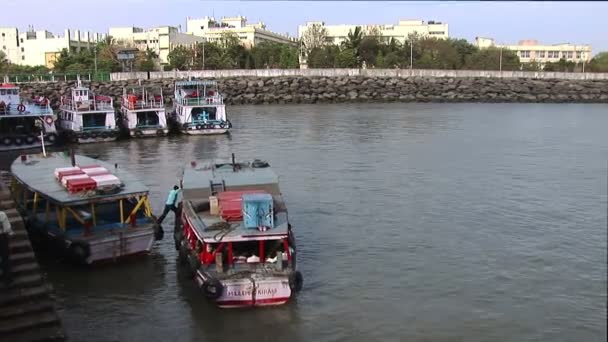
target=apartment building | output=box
[108,26,205,65]
[186,16,296,49]
[475,37,592,64]
[0,27,102,68]
[298,19,449,45]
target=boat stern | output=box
[196,274,292,308]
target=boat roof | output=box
[181,159,280,200]
[0,83,18,89]
[11,153,149,206]
[175,80,218,87]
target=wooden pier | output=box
[0,183,66,342]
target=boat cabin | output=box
[0,83,52,116]
[10,153,155,241]
[174,80,223,107]
[121,86,166,129]
[180,158,295,274]
[60,82,113,113]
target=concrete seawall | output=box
[16,71,608,106]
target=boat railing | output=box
[121,95,164,110]
[60,96,114,112]
[176,95,223,106]
[0,101,53,116]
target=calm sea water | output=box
[2,103,607,342]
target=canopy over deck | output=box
[11,153,149,206]
[175,80,218,87]
[181,159,281,200]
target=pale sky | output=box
[3,0,607,54]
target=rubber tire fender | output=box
[289,271,303,292]
[69,241,91,265]
[201,278,224,300]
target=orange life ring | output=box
[17,104,26,112]
[45,117,54,125]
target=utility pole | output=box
[499,47,503,72]
[202,40,205,70]
[410,38,413,70]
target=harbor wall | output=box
[17,72,608,106]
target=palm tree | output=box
[341,26,364,52]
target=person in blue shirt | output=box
[157,185,180,224]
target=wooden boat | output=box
[9,152,162,265]
[175,154,302,308]
[120,85,169,138]
[0,83,58,151]
[170,79,232,135]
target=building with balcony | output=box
[186,16,296,49]
[297,19,449,46]
[108,26,205,66]
[475,37,592,65]
[0,27,103,68]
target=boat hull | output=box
[129,128,169,138]
[180,128,229,135]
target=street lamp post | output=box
[499,47,503,72]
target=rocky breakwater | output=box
[17,76,608,108]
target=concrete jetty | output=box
[0,182,66,342]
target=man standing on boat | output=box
[157,185,181,225]
[0,210,14,285]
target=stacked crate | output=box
[54,164,121,193]
[216,190,267,221]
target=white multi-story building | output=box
[0,27,103,68]
[298,19,449,46]
[186,16,296,48]
[108,26,205,65]
[475,37,592,65]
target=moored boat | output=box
[170,79,232,135]
[0,83,58,151]
[9,152,162,265]
[57,79,120,144]
[174,154,302,308]
[120,85,169,138]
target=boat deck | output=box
[11,153,149,206]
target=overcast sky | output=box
[3,0,606,54]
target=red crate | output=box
[217,190,266,202]
[66,177,97,193]
[57,169,85,182]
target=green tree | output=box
[336,48,357,68]
[521,61,542,71]
[588,52,608,72]
[307,46,339,68]
[136,47,158,72]
[358,37,381,67]
[0,51,9,73]
[341,26,364,52]
[167,45,193,70]
[300,23,329,56]
[464,47,520,71]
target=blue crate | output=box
[242,193,273,229]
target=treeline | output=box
[1,30,607,74]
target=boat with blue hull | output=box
[175,154,302,308]
[0,83,58,152]
[9,152,162,265]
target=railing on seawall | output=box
[110,69,608,82]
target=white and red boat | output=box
[57,79,119,143]
[120,85,169,138]
[0,83,58,151]
[174,154,302,308]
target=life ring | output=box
[46,133,57,143]
[69,241,91,264]
[201,278,224,300]
[25,135,36,144]
[134,130,143,137]
[13,136,23,145]
[17,104,26,112]
[219,122,226,128]
[2,137,12,145]
[81,132,90,140]
[45,117,54,125]
[90,132,98,139]
[289,271,303,292]
[100,131,109,139]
